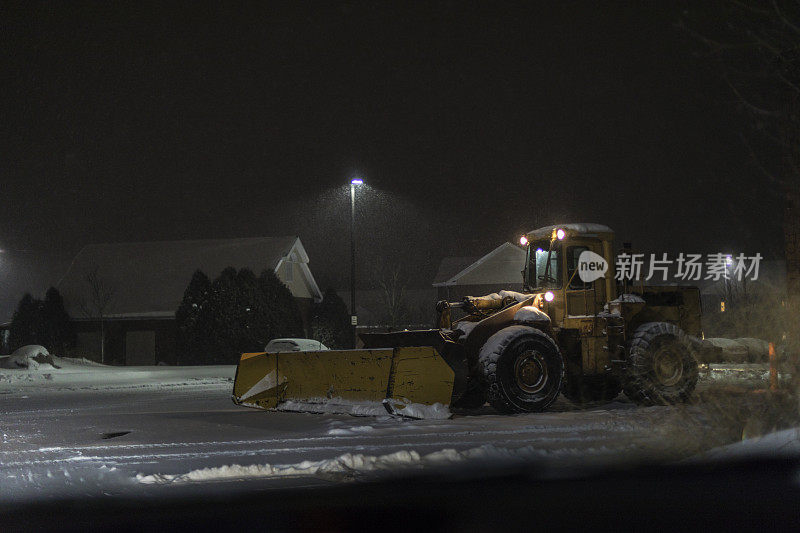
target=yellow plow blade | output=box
[232,347,455,418]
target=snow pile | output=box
[484,290,535,303]
[698,363,774,387]
[609,293,645,304]
[0,345,58,370]
[514,305,550,324]
[58,356,106,367]
[0,355,235,391]
[695,427,800,462]
[453,320,478,337]
[703,338,769,363]
[327,425,377,436]
[135,444,566,485]
[276,398,452,420]
[277,398,392,417]
[385,400,451,420]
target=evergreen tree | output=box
[175,267,304,365]
[175,270,212,365]
[311,288,351,349]
[256,269,304,341]
[9,294,42,350]
[8,289,75,353]
[41,288,75,353]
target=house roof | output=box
[432,256,480,285]
[57,236,322,319]
[432,242,526,287]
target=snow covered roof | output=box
[58,236,323,319]
[432,256,481,285]
[526,223,614,241]
[432,242,526,287]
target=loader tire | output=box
[562,375,621,405]
[480,326,564,414]
[622,322,698,406]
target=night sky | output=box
[1,2,785,290]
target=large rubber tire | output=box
[562,375,621,405]
[480,325,564,414]
[622,322,698,406]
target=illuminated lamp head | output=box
[544,291,555,302]
[556,228,566,241]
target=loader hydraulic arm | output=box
[437,295,518,329]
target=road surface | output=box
[0,359,779,501]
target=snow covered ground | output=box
[0,350,233,391]
[0,352,795,502]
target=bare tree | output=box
[78,265,115,363]
[710,276,790,341]
[370,258,409,330]
[681,1,800,351]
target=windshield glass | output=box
[530,241,561,290]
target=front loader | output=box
[233,223,705,416]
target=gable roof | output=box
[58,236,322,319]
[432,256,480,285]
[433,242,526,287]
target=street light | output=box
[350,178,364,347]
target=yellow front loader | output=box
[233,223,709,418]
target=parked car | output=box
[264,338,329,353]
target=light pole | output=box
[350,178,363,348]
[725,254,733,311]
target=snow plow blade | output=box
[232,347,455,419]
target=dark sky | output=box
[1,2,785,289]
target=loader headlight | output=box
[544,291,555,302]
[556,228,566,240]
[519,235,528,246]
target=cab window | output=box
[566,246,591,290]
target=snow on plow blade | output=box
[232,347,455,419]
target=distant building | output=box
[57,236,322,365]
[432,242,526,301]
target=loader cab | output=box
[523,224,617,324]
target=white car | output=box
[264,338,329,353]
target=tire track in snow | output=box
[0,433,652,469]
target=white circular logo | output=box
[577,250,608,283]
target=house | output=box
[432,242,527,301]
[57,236,322,365]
